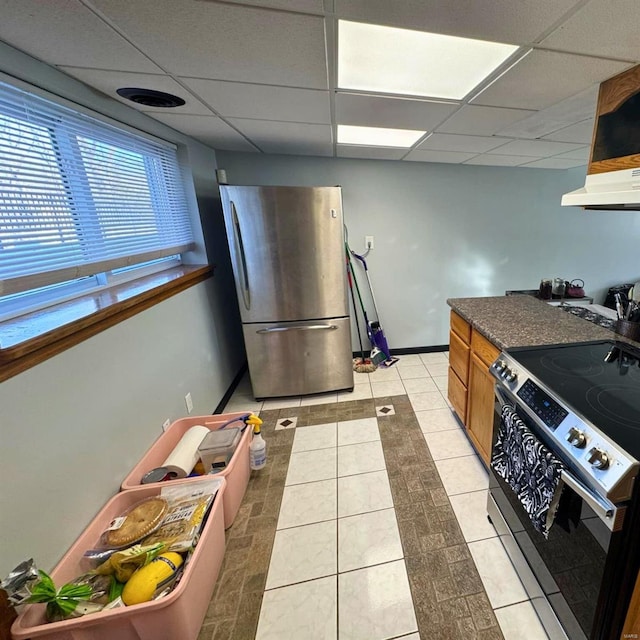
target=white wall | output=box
[217,152,640,349]
[0,45,245,575]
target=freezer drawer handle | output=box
[257,324,338,334]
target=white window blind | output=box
[0,81,194,297]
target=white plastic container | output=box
[198,427,241,473]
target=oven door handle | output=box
[560,470,622,531]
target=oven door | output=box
[488,387,617,640]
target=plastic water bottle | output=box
[249,424,267,470]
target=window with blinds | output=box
[0,80,194,309]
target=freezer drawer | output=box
[243,317,354,398]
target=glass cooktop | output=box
[507,340,640,461]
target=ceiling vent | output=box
[116,88,185,108]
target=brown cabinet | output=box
[623,570,640,637]
[448,311,471,424]
[448,311,500,465]
[589,64,640,176]
[467,353,497,464]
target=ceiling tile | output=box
[472,50,630,110]
[335,93,457,131]
[92,0,328,89]
[147,113,258,152]
[228,119,333,155]
[464,154,534,166]
[59,68,211,115]
[541,0,640,61]
[416,133,510,153]
[542,119,594,144]
[0,0,161,72]
[403,149,478,163]
[520,157,587,169]
[180,78,330,123]
[219,0,325,13]
[337,145,407,160]
[436,105,536,136]
[552,147,590,161]
[494,139,585,157]
[496,86,599,139]
[335,0,583,44]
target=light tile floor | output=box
[212,350,550,640]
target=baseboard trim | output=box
[352,345,448,358]
[213,361,248,414]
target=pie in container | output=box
[104,496,169,548]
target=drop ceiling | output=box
[1,0,638,168]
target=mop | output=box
[346,252,376,374]
[346,243,387,367]
[350,250,400,368]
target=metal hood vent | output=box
[562,167,640,211]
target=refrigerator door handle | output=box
[257,324,338,334]
[231,202,251,310]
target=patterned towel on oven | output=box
[491,404,566,538]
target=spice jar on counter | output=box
[539,279,552,300]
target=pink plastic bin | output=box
[11,479,226,640]
[120,412,251,529]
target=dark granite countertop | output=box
[446,295,614,351]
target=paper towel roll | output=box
[161,425,210,478]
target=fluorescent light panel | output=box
[337,124,425,147]
[338,20,519,100]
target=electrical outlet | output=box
[185,392,193,414]
[162,418,171,432]
[365,235,374,250]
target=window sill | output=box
[0,265,212,383]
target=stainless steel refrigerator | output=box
[220,185,354,399]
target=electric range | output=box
[493,339,640,504]
[488,339,640,640]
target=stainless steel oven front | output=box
[488,386,623,640]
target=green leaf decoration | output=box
[27,570,93,620]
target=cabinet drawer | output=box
[471,329,500,367]
[450,310,471,344]
[448,367,467,425]
[449,330,470,385]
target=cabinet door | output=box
[449,330,470,385]
[467,353,496,466]
[448,367,467,425]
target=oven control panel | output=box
[516,379,568,430]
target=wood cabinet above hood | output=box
[562,64,640,210]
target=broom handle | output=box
[346,245,374,344]
[352,252,383,325]
[346,256,366,360]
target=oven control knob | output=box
[505,369,518,383]
[494,360,507,373]
[566,427,587,448]
[587,447,610,470]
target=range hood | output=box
[562,167,640,211]
[561,64,640,211]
